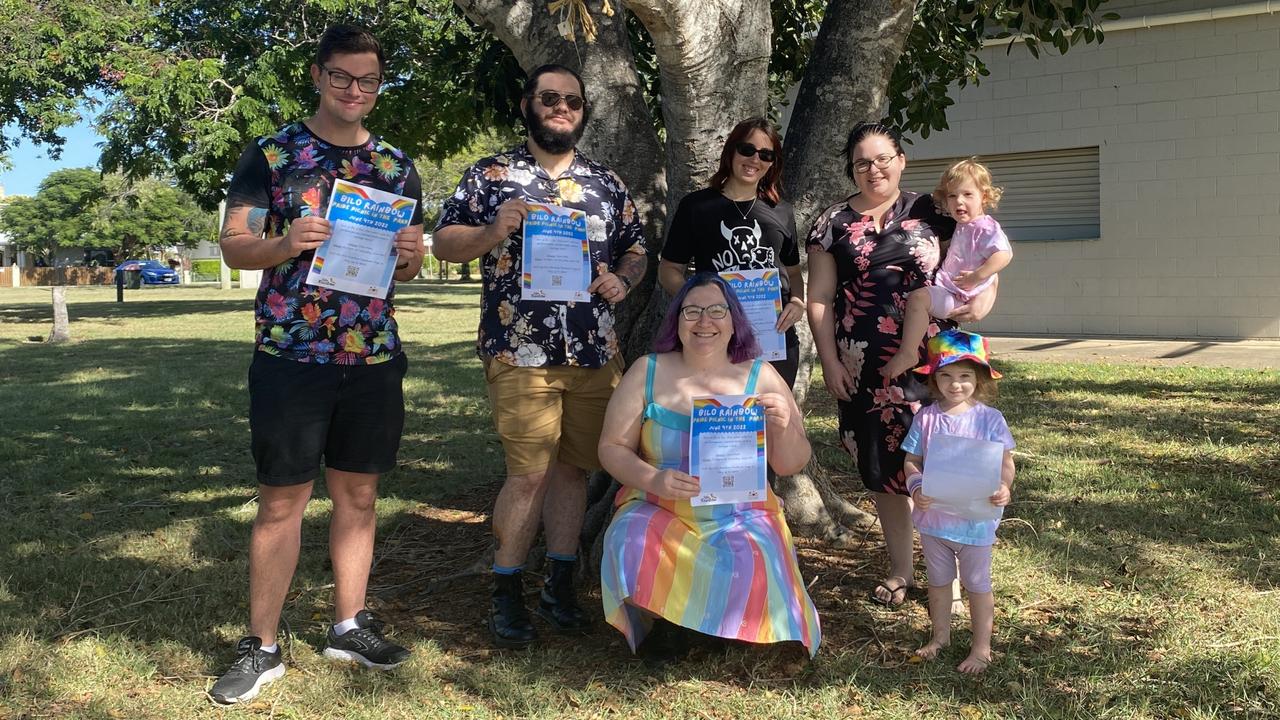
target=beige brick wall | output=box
[906,11,1280,339]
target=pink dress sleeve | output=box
[972,216,1012,260]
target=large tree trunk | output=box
[48,286,71,343]
[454,0,920,547]
[452,0,668,348]
[784,0,915,229]
[623,1,772,207]
[776,0,917,537]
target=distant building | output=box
[900,0,1280,339]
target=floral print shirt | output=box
[436,143,648,368]
[226,122,423,365]
[806,191,955,494]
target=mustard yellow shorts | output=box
[484,354,624,476]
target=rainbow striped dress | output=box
[600,354,822,657]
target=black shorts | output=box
[248,351,408,486]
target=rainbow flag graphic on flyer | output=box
[689,394,768,507]
[305,179,417,299]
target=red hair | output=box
[708,117,784,205]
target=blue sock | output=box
[493,564,523,575]
[546,553,577,563]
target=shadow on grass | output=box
[0,331,498,664]
[4,318,1278,715]
[995,366,1280,593]
[0,282,479,325]
[0,297,252,324]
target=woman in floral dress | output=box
[806,121,996,607]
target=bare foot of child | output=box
[881,348,919,379]
[957,648,992,674]
[915,638,948,660]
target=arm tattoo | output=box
[615,252,648,286]
[221,201,270,240]
[246,208,268,238]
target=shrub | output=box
[190,259,239,282]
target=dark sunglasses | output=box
[531,90,586,111]
[734,142,776,163]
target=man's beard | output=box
[526,109,584,154]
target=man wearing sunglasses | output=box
[435,64,648,650]
[211,24,424,705]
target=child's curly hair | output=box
[925,359,1001,405]
[933,157,1003,213]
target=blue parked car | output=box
[115,260,180,285]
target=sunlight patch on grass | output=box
[2,284,1277,718]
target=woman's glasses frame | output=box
[853,152,901,174]
[679,303,731,322]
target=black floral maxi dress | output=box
[806,191,955,495]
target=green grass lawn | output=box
[1,284,1277,719]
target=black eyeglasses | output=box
[853,153,900,174]
[679,303,730,321]
[734,142,776,163]
[531,90,585,111]
[322,65,382,94]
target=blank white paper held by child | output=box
[921,433,1004,522]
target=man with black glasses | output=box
[434,64,648,649]
[210,24,425,704]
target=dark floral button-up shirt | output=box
[436,143,648,368]
[226,122,423,365]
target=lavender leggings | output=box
[919,533,993,594]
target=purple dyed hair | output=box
[653,273,761,364]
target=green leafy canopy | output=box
[0,0,1115,203]
[0,167,214,259]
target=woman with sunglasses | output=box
[659,117,804,387]
[806,121,998,609]
[598,273,821,666]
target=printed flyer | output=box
[922,434,1004,521]
[522,203,591,302]
[305,179,417,299]
[719,269,785,360]
[689,394,768,507]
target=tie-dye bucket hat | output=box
[913,328,1003,379]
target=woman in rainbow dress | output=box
[597,273,821,664]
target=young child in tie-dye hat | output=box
[901,328,1015,674]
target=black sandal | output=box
[869,579,911,607]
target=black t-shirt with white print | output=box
[660,187,800,300]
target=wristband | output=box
[906,472,924,494]
[619,274,633,292]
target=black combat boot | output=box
[535,557,591,633]
[489,571,537,649]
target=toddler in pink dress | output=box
[882,158,1013,379]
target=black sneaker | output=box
[535,558,591,633]
[208,636,285,705]
[322,610,411,670]
[489,571,537,649]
